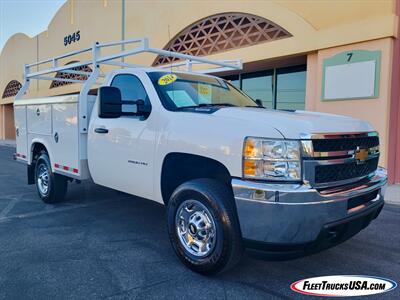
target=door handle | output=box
[94,127,109,134]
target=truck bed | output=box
[14,94,96,180]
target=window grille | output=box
[153,13,291,66]
[2,80,22,99]
[50,61,92,89]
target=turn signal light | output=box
[244,138,262,158]
[243,160,256,176]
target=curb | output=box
[0,140,16,148]
[385,184,400,206]
[0,143,15,148]
[385,201,400,206]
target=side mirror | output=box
[98,86,151,119]
[255,99,264,108]
[99,86,122,118]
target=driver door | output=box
[88,73,156,199]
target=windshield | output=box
[148,72,258,110]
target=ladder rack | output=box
[15,37,242,134]
[16,38,242,98]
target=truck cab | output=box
[14,38,387,275]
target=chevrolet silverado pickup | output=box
[14,38,387,275]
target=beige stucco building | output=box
[1,0,400,184]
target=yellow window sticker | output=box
[198,84,212,102]
[158,74,177,85]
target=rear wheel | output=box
[167,179,243,275]
[34,152,68,203]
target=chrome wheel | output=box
[176,199,217,257]
[37,164,49,195]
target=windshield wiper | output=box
[176,103,237,110]
[197,103,237,107]
[245,105,264,109]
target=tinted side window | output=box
[111,74,150,113]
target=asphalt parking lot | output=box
[0,145,399,300]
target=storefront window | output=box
[242,71,274,109]
[276,66,306,110]
[222,65,306,110]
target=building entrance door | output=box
[4,104,15,140]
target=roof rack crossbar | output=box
[160,59,242,72]
[60,69,92,76]
[27,60,93,79]
[95,47,146,64]
[27,46,92,68]
[33,76,85,83]
[147,48,241,70]
[97,38,147,48]
[101,60,144,68]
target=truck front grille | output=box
[302,132,380,187]
[312,136,379,152]
[315,157,379,184]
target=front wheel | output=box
[167,179,243,275]
[34,152,68,203]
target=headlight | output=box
[243,137,301,181]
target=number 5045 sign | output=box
[64,31,80,46]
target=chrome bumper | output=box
[232,167,387,245]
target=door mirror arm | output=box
[121,99,151,118]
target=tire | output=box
[167,178,243,275]
[34,152,68,203]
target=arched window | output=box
[2,80,22,99]
[50,61,92,89]
[153,13,291,66]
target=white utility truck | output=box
[14,38,387,275]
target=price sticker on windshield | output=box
[158,74,177,85]
[198,84,212,102]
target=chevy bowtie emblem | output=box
[355,147,368,163]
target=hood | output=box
[212,107,374,139]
